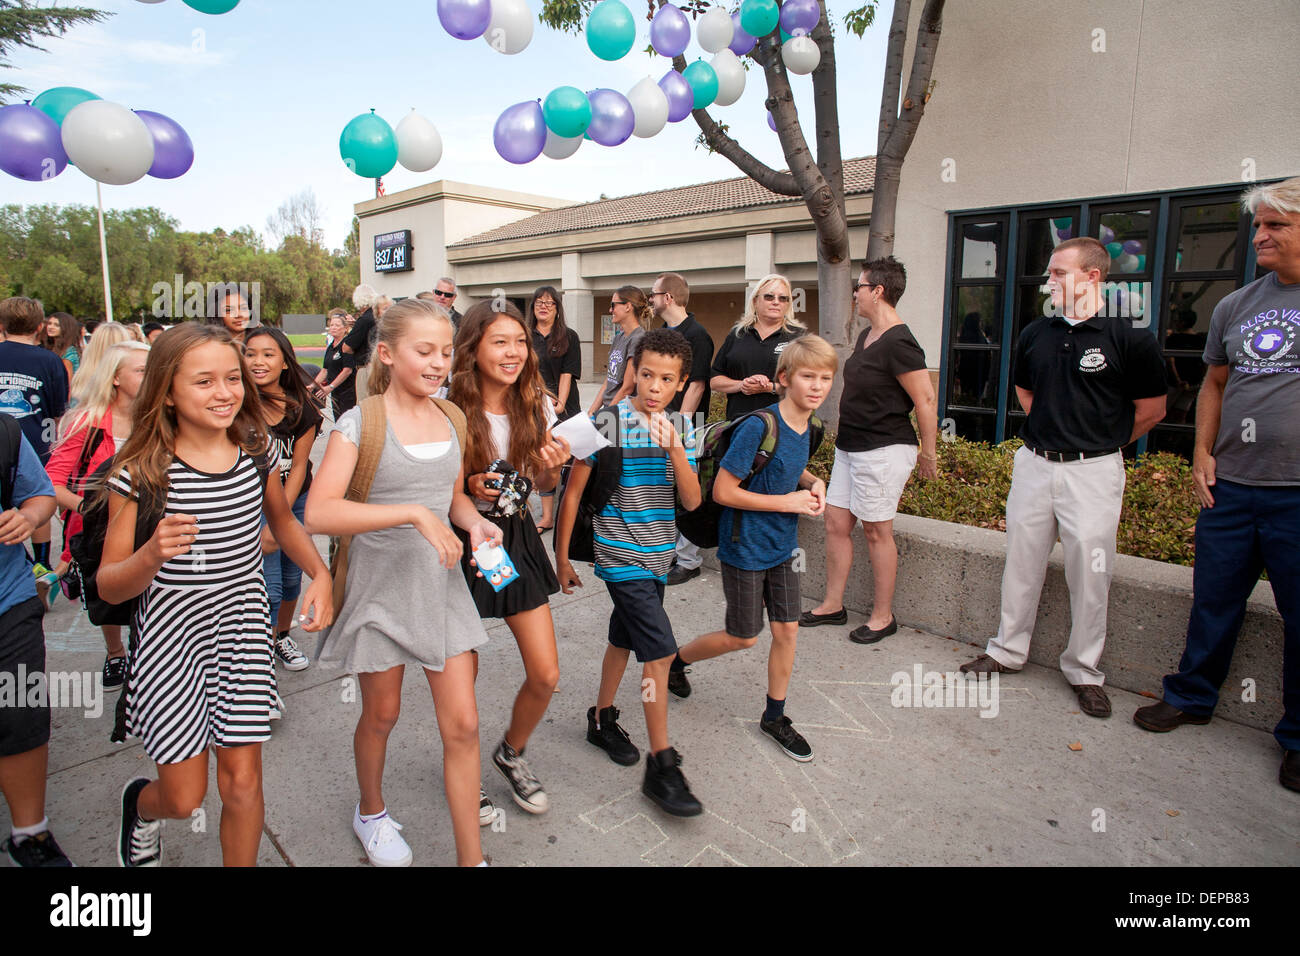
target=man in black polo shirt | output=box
[651,272,715,586]
[960,237,1166,718]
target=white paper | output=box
[552,412,613,460]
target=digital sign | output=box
[374,230,413,273]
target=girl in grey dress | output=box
[307,299,502,868]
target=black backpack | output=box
[675,408,824,550]
[552,406,623,564]
[0,413,20,512]
[70,448,274,626]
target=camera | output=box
[485,459,533,518]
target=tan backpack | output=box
[329,394,467,619]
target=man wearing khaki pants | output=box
[959,237,1167,717]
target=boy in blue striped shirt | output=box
[555,328,704,816]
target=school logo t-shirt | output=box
[1204,271,1300,485]
[0,342,68,460]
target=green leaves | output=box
[0,2,112,102]
[842,2,876,38]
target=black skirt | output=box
[457,509,559,619]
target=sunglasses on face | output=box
[610,299,626,307]
[761,293,791,303]
[433,289,455,299]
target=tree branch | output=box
[882,0,945,162]
[809,2,844,219]
[673,51,800,196]
[877,0,910,154]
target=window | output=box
[941,184,1263,457]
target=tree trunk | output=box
[815,255,853,432]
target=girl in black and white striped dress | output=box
[96,324,333,867]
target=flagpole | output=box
[96,180,113,323]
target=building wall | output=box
[893,0,1300,368]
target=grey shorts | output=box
[722,558,802,640]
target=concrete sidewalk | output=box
[13,553,1299,867]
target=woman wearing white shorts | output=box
[801,257,938,643]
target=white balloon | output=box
[1117,252,1140,272]
[60,100,154,186]
[711,49,746,106]
[483,0,534,55]
[396,110,443,172]
[781,35,820,75]
[627,76,669,139]
[696,5,734,54]
[542,129,583,159]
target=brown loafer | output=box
[1072,683,1112,718]
[958,653,1020,675]
[1133,699,1212,733]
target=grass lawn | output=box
[286,333,326,347]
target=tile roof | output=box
[450,156,875,248]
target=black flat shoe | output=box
[798,607,847,627]
[849,616,897,644]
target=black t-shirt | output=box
[711,324,804,419]
[665,313,714,425]
[268,399,323,498]
[532,327,583,421]
[1015,311,1167,453]
[836,324,928,452]
[341,308,376,364]
[322,342,357,404]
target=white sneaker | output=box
[269,692,285,721]
[479,785,498,827]
[352,805,413,867]
[274,633,310,671]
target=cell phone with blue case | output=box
[472,542,518,592]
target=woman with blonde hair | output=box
[45,340,151,692]
[709,274,807,422]
[589,285,653,415]
[71,322,134,408]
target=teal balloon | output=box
[587,0,636,61]
[1136,254,1147,270]
[1051,216,1072,228]
[182,0,241,12]
[682,60,719,110]
[543,86,592,138]
[339,111,398,179]
[1105,241,1123,258]
[739,0,779,38]
[32,87,100,126]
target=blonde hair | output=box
[57,341,150,441]
[1243,175,1300,216]
[125,322,146,342]
[366,298,455,397]
[71,322,134,407]
[734,274,806,336]
[775,335,838,395]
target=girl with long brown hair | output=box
[42,311,83,381]
[96,323,332,867]
[449,300,570,819]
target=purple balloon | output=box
[493,100,546,164]
[779,0,819,36]
[1122,238,1143,254]
[586,89,635,146]
[650,3,691,57]
[0,104,67,181]
[437,0,491,40]
[729,12,756,54]
[659,69,694,123]
[766,110,777,132]
[1057,225,1073,239]
[135,110,194,179]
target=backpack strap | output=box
[70,425,106,495]
[330,395,387,618]
[0,413,19,512]
[431,397,467,456]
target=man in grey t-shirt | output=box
[1134,176,1300,794]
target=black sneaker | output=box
[666,564,700,586]
[587,706,639,765]
[3,830,73,867]
[118,777,162,867]
[102,655,127,694]
[667,663,692,699]
[642,747,703,817]
[760,715,814,762]
[492,739,549,814]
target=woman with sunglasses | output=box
[709,274,806,421]
[587,286,651,416]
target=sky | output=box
[4,0,892,250]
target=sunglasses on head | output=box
[761,293,791,303]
